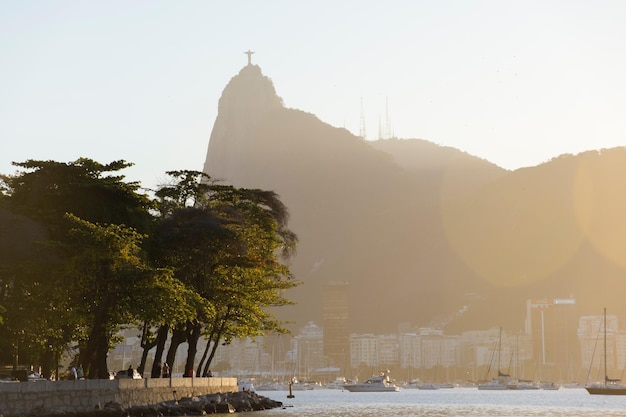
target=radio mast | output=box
[359,97,367,139]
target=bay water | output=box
[255,387,626,417]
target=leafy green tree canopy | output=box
[1,158,153,237]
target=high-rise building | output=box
[287,322,325,379]
[349,333,379,369]
[348,333,400,369]
[322,281,349,369]
[398,333,420,369]
[526,298,579,381]
[579,313,620,376]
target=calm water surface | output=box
[256,388,626,417]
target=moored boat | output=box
[255,381,287,391]
[541,381,560,390]
[478,328,510,391]
[326,377,349,389]
[477,377,509,390]
[506,379,540,390]
[585,308,626,395]
[418,383,440,390]
[401,379,420,389]
[586,380,626,395]
[343,370,400,392]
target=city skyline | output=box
[110,298,626,385]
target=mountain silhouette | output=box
[203,64,626,335]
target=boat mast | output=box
[497,327,502,375]
[604,307,608,385]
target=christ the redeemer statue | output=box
[244,50,255,65]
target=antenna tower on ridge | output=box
[377,97,394,140]
[359,98,367,139]
[385,97,392,139]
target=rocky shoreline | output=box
[6,391,283,417]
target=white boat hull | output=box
[343,384,400,392]
[343,370,400,392]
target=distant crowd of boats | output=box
[247,370,582,393]
[247,371,611,393]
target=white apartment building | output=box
[349,333,400,368]
[349,333,380,368]
[579,314,619,374]
[287,321,326,378]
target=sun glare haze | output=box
[1,1,626,189]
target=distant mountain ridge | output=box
[368,138,508,203]
[203,64,626,334]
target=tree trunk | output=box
[185,322,201,377]
[203,308,231,376]
[41,342,55,379]
[166,326,187,375]
[149,325,169,378]
[93,329,110,379]
[197,329,215,376]
[84,317,110,379]
[205,335,221,376]
[81,294,114,380]
[138,323,151,376]
[201,337,215,377]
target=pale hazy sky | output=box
[2,1,626,190]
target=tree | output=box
[0,208,72,377]
[62,215,149,378]
[150,171,299,374]
[147,204,230,376]
[0,159,155,376]
[62,213,203,378]
[0,162,300,378]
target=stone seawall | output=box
[0,377,237,416]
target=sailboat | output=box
[478,327,510,390]
[585,308,626,395]
[508,336,540,390]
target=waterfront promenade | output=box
[0,376,237,416]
